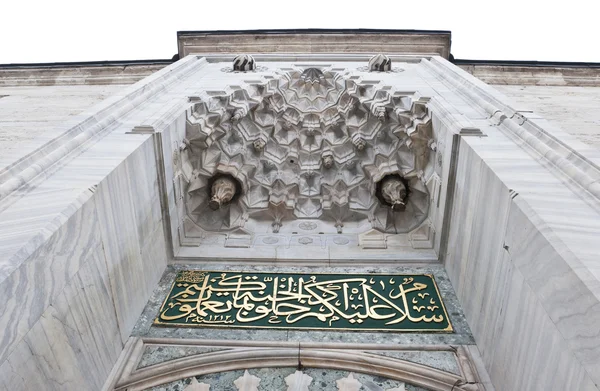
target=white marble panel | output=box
[0,240,121,391]
[96,137,167,343]
[506,198,600,381]
[495,85,600,148]
[444,137,600,390]
[0,334,49,391]
[0,198,98,364]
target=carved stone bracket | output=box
[369,54,392,72]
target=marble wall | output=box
[0,85,127,158]
[444,136,600,390]
[0,56,203,391]
[495,85,600,148]
[0,136,167,391]
[2,51,600,391]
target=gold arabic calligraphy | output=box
[157,272,448,330]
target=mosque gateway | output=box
[1,30,600,391]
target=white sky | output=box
[1,0,599,64]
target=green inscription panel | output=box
[155,271,453,332]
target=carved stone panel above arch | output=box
[173,65,446,258]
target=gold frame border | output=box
[153,270,454,333]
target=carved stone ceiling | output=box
[178,65,437,240]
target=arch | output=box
[115,346,476,391]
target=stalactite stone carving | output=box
[180,67,435,236]
[231,108,247,123]
[369,54,392,72]
[352,134,366,151]
[253,138,266,152]
[377,175,409,211]
[209,176,238,210]
[374,106,387,122]
[300,67,325,83]
[233,54,256,72]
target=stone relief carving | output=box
[234,370,261,391]
[369,54,392,72]
[233,54,256,72]
[180,372,406,391]
[298,221,317,230]
[209,176,238,210]
[285,370,313,391]
[298,237,313,245]
[336,373,362,391]
[184,378,210,390]
[179,66,436,239]
[379,176,409,211]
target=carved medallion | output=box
[333,237,350,245]
[298,221,318,231]
[298,237,313,245]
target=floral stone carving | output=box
[179,67,435,236]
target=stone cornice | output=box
[0,61,171,86]
[177,29,452,59]
[457,62,600,86]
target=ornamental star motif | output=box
[234,370,261,391]
[336,373,362,391]
[184,378,210,391]
[285,370,313,391]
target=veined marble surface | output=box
[0,117,169,390]
[441,120,600,390]
[0,135,168,390]
[1,53,600,391]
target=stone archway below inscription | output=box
[111,339,484,391]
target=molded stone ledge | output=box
[0,63,169,87]
[458,64,600,87]
[105,338,487,391]
[177,31,451,59]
